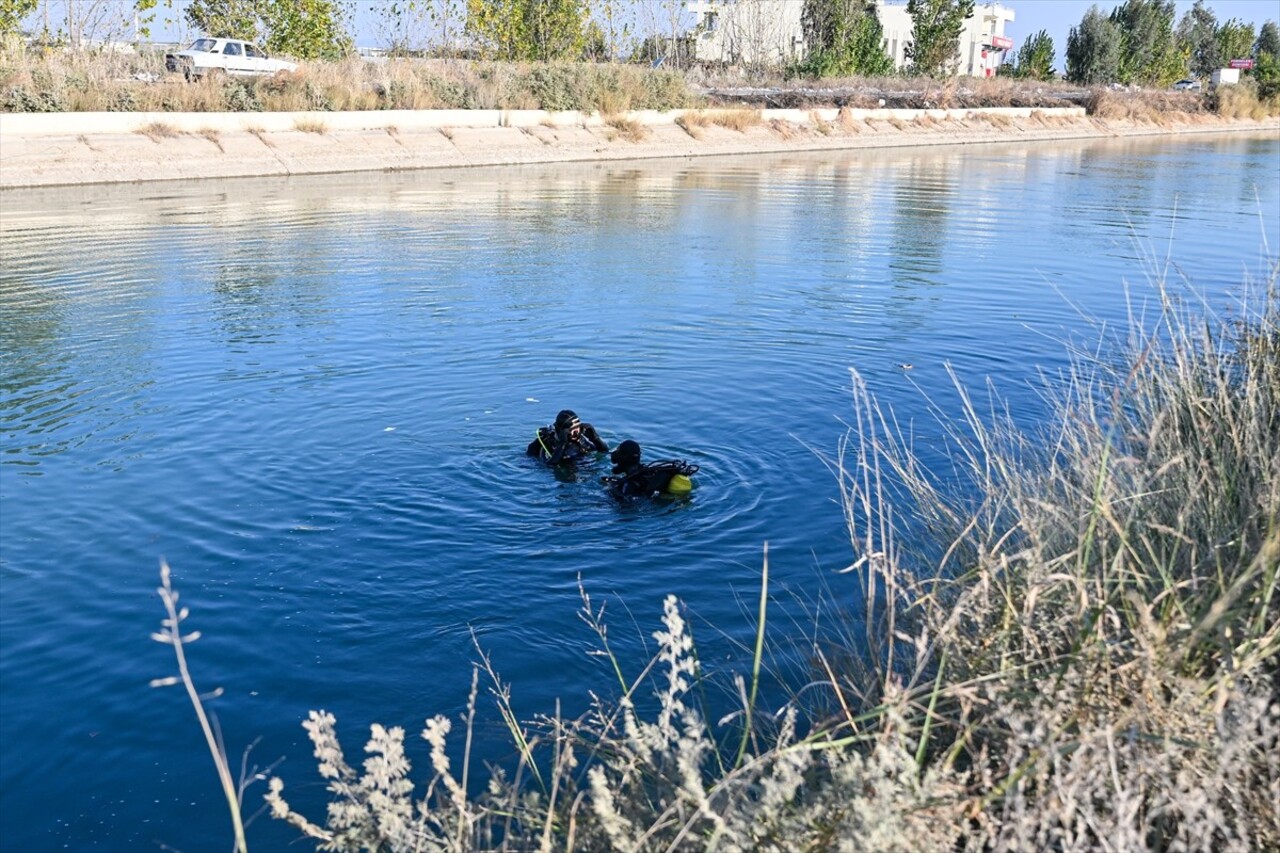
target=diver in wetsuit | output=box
[603,440,698,499]
[527,409,609,464]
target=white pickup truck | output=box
[165,38,298,80]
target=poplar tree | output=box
[1110,0,1182,87]
[1254,21,1280,98]
[904,0,975,77]
[1014,29,1055,80]
[1175,0,1217,78]
[1215,18,1255,66]
[1066,5,1121,84]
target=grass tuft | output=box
[293,117,327,134]
[136,121,179,142]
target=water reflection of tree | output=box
[0,275,74,468]
[882,154,956,340]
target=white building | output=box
[686,0,1015,76]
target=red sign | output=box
[1229,59,1254,69]
[990,35,1013,49]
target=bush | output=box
[528,64,582,111]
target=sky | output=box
[26,0,1280,58]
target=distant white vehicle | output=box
[1172,78,1203,91]
[165,38,297,80]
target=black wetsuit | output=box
[607,463,674,498]
[527,423,608,464]
[606,460,698,499]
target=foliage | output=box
[1257,21,1280,62]
[184,0,259,41]
[1176,0,1218,78]
[904,0,974,76]
[263,0,353,60]
[0,0,36,39]
[797,0,893,78]
[466,0,588,61]
[1216,18,1256,67]
[1013,29,1055,80]
[1067,5,1121,85]
[1255,51,1280,100]
[185,0,353,59]
[1110,0,1183,87]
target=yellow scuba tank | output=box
[665,473,693,495]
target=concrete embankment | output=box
[0,106,1275,188]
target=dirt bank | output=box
[1,107,1275,189]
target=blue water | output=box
[2,133,1277,851]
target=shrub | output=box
[528,64,581,111]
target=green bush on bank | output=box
[230,261,1279,851]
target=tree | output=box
[1175,0,1217,78]
[904,0,974,76]
[185,0,260,41]
[1215,18,1255,66]
[1066,5,1121,84]
[263,0,353,60]
[1014,29,1055,80]
[465,0,588,61]
[799,0,893,78]
[1110,0,1182,87]
[523,0,587,60]
[0,0,37,39]
[1256,21,1280,62]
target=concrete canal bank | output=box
[1,106,1275,188]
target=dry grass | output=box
[887,116,906,130]
[1214,82,1278,119]
[135,120,179,142]
[603,114,648,142]
[809,111,833,135]
[708,108,762,132]
[196,126,223,151]
[0,51,695,114]
[675,111,707,139]
[245,125,274,148]
[769,118,799,139]
[293,117,326,134]
[983,111,1014,128]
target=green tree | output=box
[1175,0,1217,78]
[904,0,974,76]
[185,0,260,41]
[1256,20,1280,61]
[799,0,893,78]
[465,0,587,60]
[0,0,37,38]
[263,0,353,60]
[524,0,587,60]
[1110,0,1182,87]
[1014,29,1055,80]
[1066,5,1121,84]
[1215,18,1255,66]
